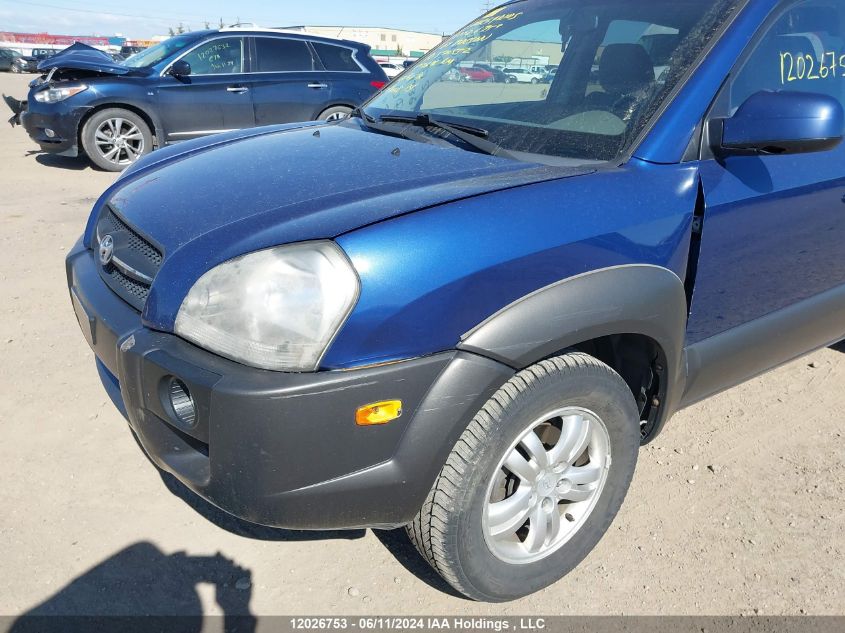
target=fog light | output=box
[44,128,56,138]
[168,378,197,428]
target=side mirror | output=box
[715,90,844,156]
[168,60,192,78]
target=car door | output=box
[249,36,331,125]
[155,36,255,142]
[688,0,845,344]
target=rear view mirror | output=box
[169,60,192,78]
[716,90,844,155]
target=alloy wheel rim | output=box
[325,111,350,122]
[482,406,611,565]
[94,117,145,165]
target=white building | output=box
[281,26,446,60]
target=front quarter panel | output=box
[328,160,699,369]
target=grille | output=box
[104,263,151,303]
[96,207,164,311]
[99,209,163,268]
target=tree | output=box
[176,22,186,34]
[204,21,210,29]
[168,27,175,37]
[219,18,225,28]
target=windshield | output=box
[122,34,198,68]
[364,0,741,162]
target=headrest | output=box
[599,43,654,95]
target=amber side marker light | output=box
[356,400,403,426]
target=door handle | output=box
[307,82,329,90]
[227,86,249,94]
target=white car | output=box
[503,67,545,83]
[378,62,403,79]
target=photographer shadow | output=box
[159,470,461,597]
[9,541,256,633]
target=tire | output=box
[81,108,152,172]
[531,77,540,84]
[318,106,353,122]
[407,352,640,602]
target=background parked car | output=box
[459,66,493,82]
[12,49,58,73]
[11,53,37,73]
[540,67,558,83]
[120,45,147,58]
[18,30,389,171]
[30,48,58,64]
[0,48,34,73]
[503,67,546,83]
[472,63,511,83]
[378,62,403,78]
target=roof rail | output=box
[220,24,303,34]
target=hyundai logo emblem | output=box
[99,234,115,266]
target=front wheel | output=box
[531,77,540,84]
[318,106,353,122]
[81,108,152,172]
[407,352,640,602]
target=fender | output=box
[458,264,690,433]
[81,97,165,144]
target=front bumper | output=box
[22,101,89,156]
[66,241,513,529]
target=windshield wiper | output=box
[378,114,517,160]
[380,114,489,138]
[350,107,440,146]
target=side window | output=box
[729,0,845,111]
[181,37,244,75]
[312,43,361,72]
[254,38,314,72]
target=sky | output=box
[0,0,490,39]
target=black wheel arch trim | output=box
[458,264,690,439]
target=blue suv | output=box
[66,0,845,601]
[19,30,387,170]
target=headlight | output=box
[34,85,88,103]
[174,242,360,372]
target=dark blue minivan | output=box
[67,0,845,602]
[20,29,388,170]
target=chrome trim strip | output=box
[161,33,367,77]
[111,255,154,284]
[168,129,237,137]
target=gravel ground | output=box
[0,71,842,620]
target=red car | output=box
[459,66,493,82]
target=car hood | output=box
[37,42,129,74]
[97,121,593,325]
[109,122,592,255]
